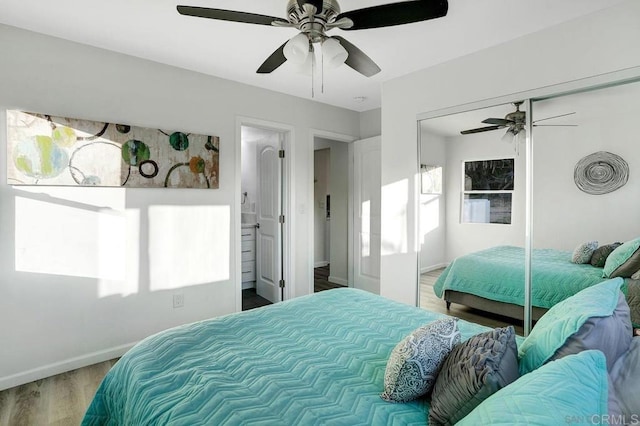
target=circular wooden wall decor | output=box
[574,151,629,195]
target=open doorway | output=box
[313,137,349,292]
[240,125,287,310]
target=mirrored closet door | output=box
[417,77,640,336]
[531,79,640,330]
[418,103,528,334]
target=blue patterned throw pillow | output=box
[380,318,460,403]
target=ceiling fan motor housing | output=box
[286,0,341,42]
[506,104,526,134]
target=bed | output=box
[82,284,639,425]
[82,288,491,425]
[433,245,637,323]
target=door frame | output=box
[236,116,294,312]
[307,129,356,295]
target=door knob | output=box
[255,223,260,229]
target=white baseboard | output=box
[420,262,449,274]
[328,275,348,286]
[0,342,137,391]
[314,261,329,268]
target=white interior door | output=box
[353,136,381,293]
[256,138,281,303]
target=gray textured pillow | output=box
[380,318,460,403]
[627,279,640,328]
[632,270,640,280]
[609,337,640,418]
[571,241,598,264]
[549,292,632,371]
[590,243,622,268]
[429,326,519,426]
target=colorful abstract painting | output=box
[6,110,220,188]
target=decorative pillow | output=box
[632,269,640,280]
[609,337,640,419]
[603,237,640,278]
[571,240,598,264]
[457,351,610,426]
[518,278,632,375]
[380,318,460,402]
[429,326,519,426]
[590,243,622,267]
[626,278,640,329]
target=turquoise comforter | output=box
[82,288,491,425]
[433,245,611,309]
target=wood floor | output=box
[1,268,516,425]
[0,358,117,426]
[242,265,345,311]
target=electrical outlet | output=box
[173,294,184,309]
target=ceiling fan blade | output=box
[177,6,288,26]
[482,118,513,126]
[532,111,576,123]
[257,41,289,74]
[533,124,578,127]
[337,0,448,31]
[461,125,504,135]
[331,36,381,77]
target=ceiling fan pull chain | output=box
[311,45,315,98]
[321,44,325,94]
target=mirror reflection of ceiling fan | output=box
[461,101,577,145]
[176,0,449,77]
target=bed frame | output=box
[446,278,640,325]
[444,290,548,321]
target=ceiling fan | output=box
[460,101,576,154]
[461,101,576,136]
[176,0,449,77]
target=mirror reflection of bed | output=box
[418,79,640,335]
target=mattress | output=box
[82,288,491,425]
[433,245,608,309]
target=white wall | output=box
[314,148,330,266]
[380,1,640,305]
[532,81,640,250]
[359,108,382,139]
[444,133,525,260]
[313,138,349,284]
[419,131,447,271]
[0,23,360,389]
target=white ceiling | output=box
[0,0,626,112]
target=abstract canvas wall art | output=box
[6,110,220,188]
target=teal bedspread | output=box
[433,245,610,309]
[82,288,490,425]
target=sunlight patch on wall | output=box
[98,208,140,298]
[381,179,408,256]
[148,205,230,291]
[15,193,131,284]
[361,200,370,258]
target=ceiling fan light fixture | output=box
[283,33,310,64]
[294,48,315,75]
[322,38,348,68]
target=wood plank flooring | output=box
[0,359,117,426]
[242,265,345,311]
[1,268,518,425]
